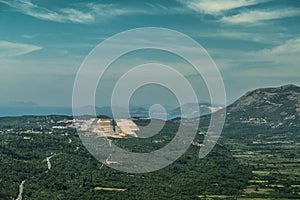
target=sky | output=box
[0,0,300,109]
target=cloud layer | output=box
[255,38,300,65]
[0,40,42,57]
[179,0,264,14]
[0,0,129,24]
[222,8,300,24]
[178,0,300,25]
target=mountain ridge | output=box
[226,84,300,129]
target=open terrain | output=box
[0,85,300,199]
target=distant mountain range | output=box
[1,84,299,121]
[0,103,222,119]
[0,106,73,117]
[168,103,222,119]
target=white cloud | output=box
[178,0,265,14]
[59,8,94,24]
[1,0,95,23]
[0,0,166,24]
[85,3,130,16]
[227,38,300,78]
[0,0,128,24]
[177,0,300,26]
[256,38,300,63]
[0,40,42,57]
[202,37,300,78]
[193,30,276,44]
[222,8,300,24]
[21,34,36,39]
[228,38,300,68]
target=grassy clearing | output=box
[278,169,300,175]
[94,187,126,192]
[233,154,254,158]
[237,198,278,200]
[248,180,268,183]
[198,195,234,199]
[244,187,273,194]
[252,170,271,176]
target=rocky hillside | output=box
[227,84,300,128]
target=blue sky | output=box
[0,0,300,108]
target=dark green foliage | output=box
[0,116,252,199]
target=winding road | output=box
[46,153,57,170]
[16,180,25,200]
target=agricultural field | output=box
[222,121,300,199]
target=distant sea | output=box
[0,106,73,117]
[0,104,218,119]
[0,106,167,119]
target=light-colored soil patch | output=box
[252,170,271,175]
[198,195,234,199]
[94,187,126,192]
[249,179,268,183]
[244,187,273,194]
